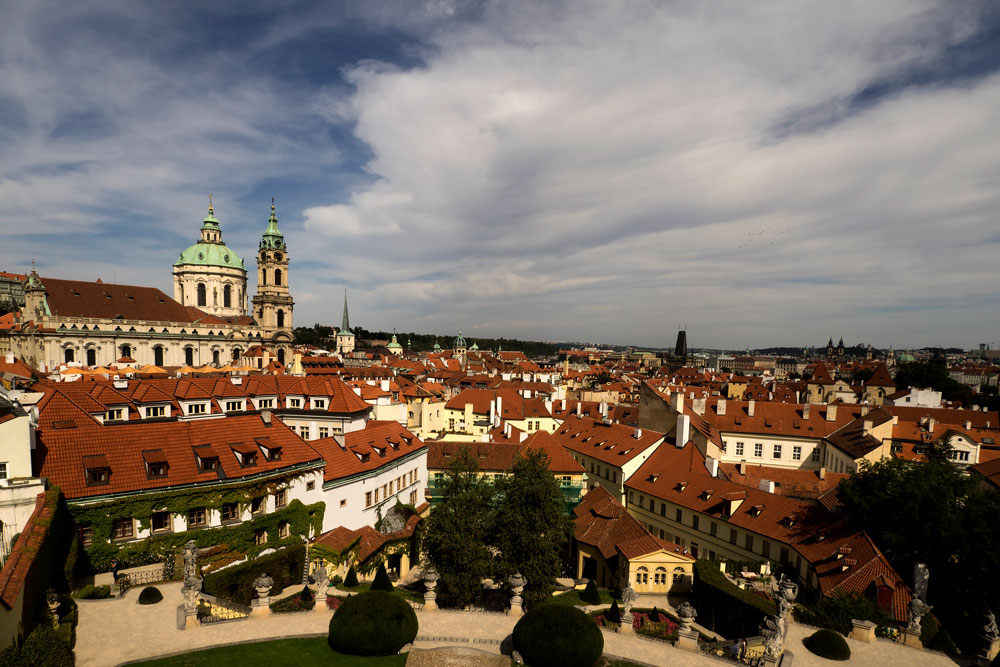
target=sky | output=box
[1,1,998,351]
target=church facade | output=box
[6,199,295,370]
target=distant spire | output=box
[208,193,214,215]
[341,289,350,332]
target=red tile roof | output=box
[445,388,552,420]
[310,421,427,483]
[553,416,663,467]
[573,486,690,562]
[36,414,323,499]
[313,511,423,564]
[40,277,209,323]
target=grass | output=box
[334,582,424,604]
[130,638,407,666]
[547,587,618,606]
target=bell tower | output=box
[252,199,294,333]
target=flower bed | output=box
[326,596,343,611]
[269,587,316,613]
[589,608,680,641]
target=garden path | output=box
[74,582,958,667]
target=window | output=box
[64,348,74,363]
[340,499,347,507]
[659,503,666,517]
[745,534,754,551]
[675,508,682,522]
[151,511,171,533]
[318,427,329,439]
[278,521,290,539]
[86,467,109,486]
[649,498,654,511]
[226,400,242,411]
[221,502,239,522]
[86,349,97,366]
[112,518,134,540]
[105,408,123,422]
[636,566,648,584]
[78,525,93,547]
[306,481,315,491]
[611,470,617,483]
[710,522,717,537]
[0,463,7,480]
[762,541,771,558]
[188,508,207,528]
[811,449,820,462]
[224,284,231,308]
[274,269,282,286]
[410,490,417,505]
[692,515,700,530]
[146,405,166,418]
[188,403,207,415]
[655,567,667,585]
[673,566,685,583]
[735,442,744,456]
[185,347,194,366]
[366,491,373,508]
[147,462,167,478]
[773,444,782,459]
[289,398,302,408]
[250,497,265,515]
[277,310,285,328]
[275,488,287,508]
[780,547,790,563]
[793,446,802,461]
[258,398,274,409]
[730,527,738,544]
[754,443,763,457]
[255,529,268,546]
[720,441,727,453]
[197,283,206,307]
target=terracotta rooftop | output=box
[310,421,427,483]
[553,416,664,467]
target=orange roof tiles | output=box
[310,421,427,483]
[573,487,690,562]
[553,416,664,467]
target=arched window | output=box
[673,567,685,583]
[654,567,667,585]
[224,284,231,308]
[120,344,132,359]
[153,346,164,367]
[277,310,285,328]
[212,350,220,366]
[274,269,282,286]
[213,288,218,306]
[197,283,206,307]
[232,347,241,361]
[64,348,75,363]
[636,566,648,585]
[86,349,97,366]
[277,349,285,365]
[185,347,194,366]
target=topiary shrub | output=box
[137,586,163,605]
[580,579,601,605]
[803,628,851,661]
[18,624,74,667]
[649,606,662,622]
[344,565,359,588]
[299,585,314,602]
[513,603,604,667]
[371,564,394,592]
[73,584,111,599]
[328,591,418,656]
[606,599,621,624]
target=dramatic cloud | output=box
[1,1,998,348]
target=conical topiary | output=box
[371,563,394,592]
[580,579,601,605]
[606,599,621,624]
[649,606,662,622]
[299,585,314,602]
[344,565,359,588]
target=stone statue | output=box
[677,602,697,631]
[254,573,274,600]
[913,563,929,602]
[907,597,932,633]
[985,611,999,642]
[313,562,329,590]
[775,575,798,639]
[181,540,202,614]
[621,583,638,616]
[761,616,783,658]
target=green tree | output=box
[420,447,494,607]
[492,449,574,608]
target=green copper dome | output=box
[175,242,246,269]
[454,331,466,349]
[387,332,402,349]
[470,341,479,351]
[260,199,286,250]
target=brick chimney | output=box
[717,399,727,416]
[802,403,810,420]
[826,404,837,421]
[676,414,691,448]
[748,400,756,417]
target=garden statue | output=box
[254,573,274,600]
[46,589,60,628]
[761,616,783,658]
[181,540,202,614]
[677,602,697,632]
[985,611,999,642]
[775,575,798,639]
[423,567,439,610]
[907,596,932,633]
[621,583,638,616]
[313,562,330,590]
[509,573,527,613]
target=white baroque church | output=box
[6,198,296,370]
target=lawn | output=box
[131,638,406,666]
[547,587,618,606]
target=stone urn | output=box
[677,602,697,632]
[509,573,527,616]
[254,573,274,600]
[46,589,60,628]
[423,568,439,610]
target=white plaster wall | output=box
[321,450,427,533]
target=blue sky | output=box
[1,1,998,350]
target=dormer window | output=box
[142,449,169,479]
[288,397,302,408]
[188,403,207,415]
[257,438,282,462]
[146,405,166,418]
[313,399,326,409]
[225,400,243,412]
[702,489,714,500]
[676,481,688,492]
[84,454,110,486]
[105,408,124,422]
[750,504,765,517]
[257,398,274,409]
[231,443,258,467]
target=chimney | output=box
[669,392,684,414]
[717,399,727,416]
[600,401,608,417]
[489,399,496,426]
[261,411,271,425]
[759,479,775,494]
[863,419,873,435]
[795,390,800,403]
[692,398,706,416]
[706,457,719,478]
[738,460,746,475]
[818,466,826,480]
[748,400,755,417]
[505,422,511,438]
[380,379,390,392]
[965,420,972,430]
[927,417,935,432]
[522,389,530,399]
[519,431,528,443]
[576,401,582,416]
[333,434,346,449]
[803,403,810,420]
[826,404,837,421]
[676,414,691,448]
[860,404,869,416]
[353,386,362,396]
[496,396,503,420]
[634,427,643,440]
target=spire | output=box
[208,193,214,215]
[201,193,221,232]
[341,289,350,332]
[260,197,285,249]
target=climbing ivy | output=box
[70,478,324,572]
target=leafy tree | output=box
[811,591,889,635]
[492,449,574,608]
[420,447,494,607]
[851,368,875,384]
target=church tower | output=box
[252,199,294,334]
[335,289,356,355]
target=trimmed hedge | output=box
[803,628,851,661]
[203,545,305,606]
[580,579,601,605]
[692,559,775,637]
[606,599,621,624]
[73,584,111,599]
[514,604,604,667]
[137,586,163,605]
[6,624,75,667]
[344,565,359,587]
[270,586,316,613]
[371,564,393,592]
[328,591,418,656]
